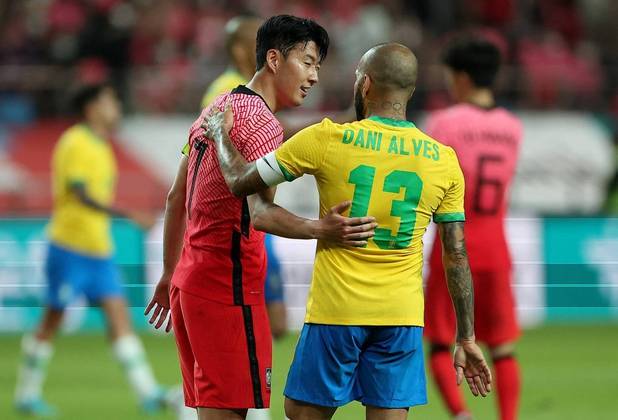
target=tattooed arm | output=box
[438,221,493,397]
[439,221,474,341]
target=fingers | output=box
[148,304,163,325]
[155,308,169,330]
[144,299,155,316]
[165,315,173,333]
[474,374,488,397]
[343,240,369,247]
[344,216,376,226]
[480,363,493,392]
[330,200,352,215]
[345,223,378,239]
[466,375,479,396]
[455,365,464,386]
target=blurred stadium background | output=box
[1,0,617,419]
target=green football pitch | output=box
[1,324,616,419]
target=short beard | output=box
[354,84,366,121]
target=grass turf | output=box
[0,324,616,419]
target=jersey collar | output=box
[231,85,271,111]
[367,115,415,128]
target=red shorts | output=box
[424,268,520,347]
[170,284,272,409]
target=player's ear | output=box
[265,49,280,73]
[362,75,371,97]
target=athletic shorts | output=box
[424,268,520,346]
[284,324,427,409]
[45,242,123,310]
[264,235,284,304]
[170,284,272,409]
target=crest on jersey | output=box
[265,368,272,389]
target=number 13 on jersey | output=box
[348,164,423,250]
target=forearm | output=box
[162,195,186,276]
[254,204,318,239]
[439,222,475,342]
[211,129,266,196]
[72,184,126,217]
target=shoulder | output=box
[427,104,469,126]
[496,108,523,135]
[56,125,89,151]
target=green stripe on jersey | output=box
[276,158,297,182]
[433,212,465,223]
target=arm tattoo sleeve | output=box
[439,221,475,341]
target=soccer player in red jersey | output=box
[424,37,523,420]
[145,15,375,420]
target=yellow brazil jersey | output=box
[274,116,465,326]
[201,69,247,108]
[48,124,117,257]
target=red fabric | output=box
[172,91,283,305]
[425,105,522,270]
[429,350,467,416]
[494,356,521,420]
[170,285,272,409]
[424,269,520,346]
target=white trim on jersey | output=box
[256,151,286,186]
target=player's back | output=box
[426,104,522,269]
[275,117,465,326]
[173,86,283,306]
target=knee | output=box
[490,342,516,360]
[429,342,451,355]
[284,398,299,420]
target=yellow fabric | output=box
[48,124,117,256]
[201,69,247,109]
[275,117,465,326]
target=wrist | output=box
[307,219,322,240]
[456,335,476,345]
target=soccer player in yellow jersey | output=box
[14,83,168,417]
[204,43,493,420]
[201,15,262,108]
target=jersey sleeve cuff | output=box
[181,142,190,156]
[433,212,465,223]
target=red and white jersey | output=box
[172,86,283,305]
[426,103,522,270]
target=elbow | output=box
[251,213,267,232]
[166,187,185,210]
[226,177,247,198]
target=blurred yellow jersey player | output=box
[200,16,261,108]
[14,83,168,417]
[48,124,116,256]
[273,115,464,325]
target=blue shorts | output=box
[45,242,123,310]
[264,234,284,304]
[284,324,427,409]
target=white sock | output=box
[112,334,159,401]
[14,335,53,403]
[246,409,271,420]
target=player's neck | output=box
[464,89,495,109]
[365,97,408,121]
[246,72,278,112]
[84,121,111,141]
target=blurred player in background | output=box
[424,37,523,420]
[201,15,288,340]
[146,15,375,420]
[204,42,492,420]
[14,83,167,416]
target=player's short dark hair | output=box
[71,82,112,116]
[442,37,501,88]
[255,15,329,71]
